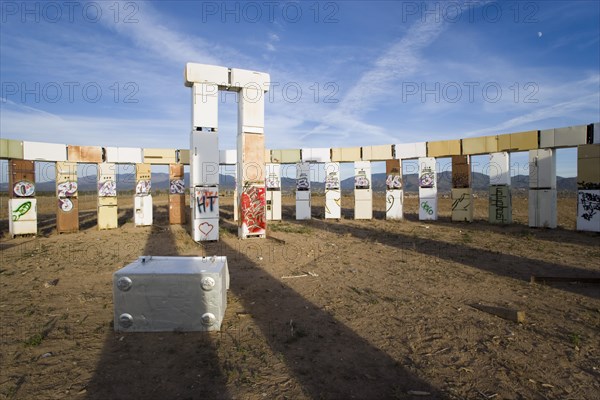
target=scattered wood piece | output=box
[44,278,59,288]
[267,235,286,244]
[530,275,600,285]
[407,390,431,396]
[281,271,319,279]
[470,303,525,323]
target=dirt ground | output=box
[0,193,599,400]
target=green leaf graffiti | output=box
[12,201,32,221]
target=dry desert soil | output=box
[0,193,599,400]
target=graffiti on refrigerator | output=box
[241,185,266,233]
[325,172,340,190]
[59,198,74,212]
[196,190,218,214]
[98,180,117,197]
[419,168,435,188]
[57,181,77,197]
[492,186,509,221]
[451,192,470,211]
[297,173,310,191]
[386,194,395,212]
[135,180,151,195]
[355,170,370,189]
[266,173,280,189]
[579,192,600,221]
[386,174,402,189]
[12,201,32,221]
[198,221,215,237]
[421,201,434,215]
[170,179,185,194]
[13,181,35,197]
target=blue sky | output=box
[1,0,599,181]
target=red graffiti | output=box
[241,185,266,233]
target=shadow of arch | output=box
[85,203,230,400]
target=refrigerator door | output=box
[386,189,403,220]
[57,197,79,233]
[98,205,118,230]
[134,195,153,226]
[419,196,438,221]
[325,189,341,219]
[9,199,37,236]
[451,188,473,222]
[169,195,186,225]
[193,218,219,241]
[489,185,512,224]
[296,200,311,220]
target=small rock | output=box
[41,352,52,358]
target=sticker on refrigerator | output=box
[170,179,185,194]
[266,173,280,190]
[419,168,435,188]
[98,180,117,197]
[13,181,35,197]
[135,180,151,196]
[355,170,370,189]
[325,172,340,190]
[57,181,78,197]
[59,198,74,212]
[297,173,310,191]
[12,200,32,221]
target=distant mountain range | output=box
[0,171,577,193]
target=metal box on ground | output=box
[576,190,600,232]
[113,256,229,332]
[528,189,557,228]
[354,189,373,220]
[451,188,473,222]
[489,185,512,224]
[9,198,37,236]
[134,195,153,226]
